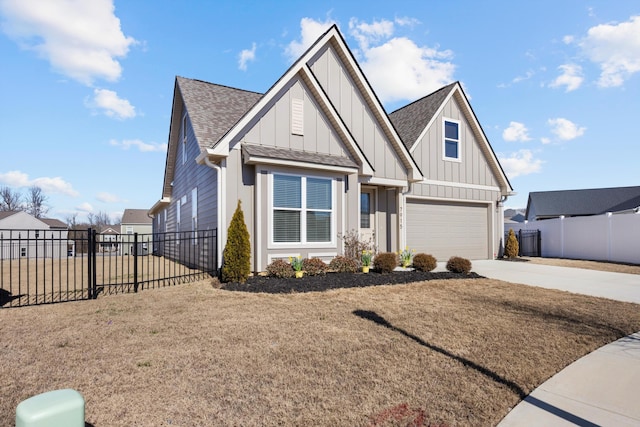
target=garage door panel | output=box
[406,200,489,260]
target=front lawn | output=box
[1,277,639,426]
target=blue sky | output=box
[1,1,639,222]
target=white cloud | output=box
[548,118,586,140]
[0,0,137,85]
[579,15,640,87]
[498,150,543,179]
[0,170,78,196]
[549,64,584,92]
[96,192,122,203]
[284,17,336,61]
[502,121,532,142]
[109,139,167,152]
[563,35,575,44]
[285,17,455,104]
[238,42,256,71]
[89,88,136,119]
[540,137,551,144]
[76,202,94,213]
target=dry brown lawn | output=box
[522,256,640,275]
[2,271,639,426]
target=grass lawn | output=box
[1,270,639,426]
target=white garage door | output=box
[406,199,490,260]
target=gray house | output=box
[526,186,640,221]
[0,211,69,259]
[149,25,514,271]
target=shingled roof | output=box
[526,186,640,220]
[177,77,263,151]
[121,209,152,224]
[388,82,457,150]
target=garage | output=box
[406,199,490,260]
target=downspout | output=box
[400,182,413,250]
[497,194,509,259]
[203,156,223,269]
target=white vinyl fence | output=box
[514,212,640,264]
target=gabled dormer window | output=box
[443,118,461,161]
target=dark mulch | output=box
[221,270,484,294]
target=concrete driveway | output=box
[470,259,640,304]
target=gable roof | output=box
[196,24,422,182]
[389,81,513,195]
[121,209,152,224]
[0,211,18,220]
[526,186,640,220]
[389,82,457,151]
[40,218,67,229]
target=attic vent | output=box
[291,98,304,136]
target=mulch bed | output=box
[221,270,483,294]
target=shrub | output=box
[374,252,398,273]
[339,229,377,264]
[413,253,437,272]
[504,229,520,259]
[266,259,294,278]
[329,255,359,273]
[303,258,328,276]
[221,200,251,283]
[446,256,472,274]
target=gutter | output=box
[202,155,224,269]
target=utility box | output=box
[16,389,85,427]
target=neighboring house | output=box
[98,226,120,253]
[149,25,514,271]
[120,209,153,255]
[0,211,70,259]
[526,186,640,221]
[503,209,526,233]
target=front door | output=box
[360,188,375,243]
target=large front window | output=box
[273,174,332,243]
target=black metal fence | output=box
[505,229,541,257]
[1,228,217,308]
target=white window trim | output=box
[443,117,462,162]
[182,115,188,165]
[268,172,336,248]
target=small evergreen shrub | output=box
[302,258,328,276]
[329,255,359,273]
[266,259,294,278]
[413,253,437,272]
[504,229,520,259]
[221,200,251,283]
[374,252,398,273]
[446,256,472,274]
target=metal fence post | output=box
[87,228,93,299]
[133,232,139,293]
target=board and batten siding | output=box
[308,45,408,182]
[410,96,500,202]
[241,78,350,159]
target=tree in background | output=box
[88,211,115,230]
[25,186,49,218]
[221,200,251,283]
[0,186,24,211]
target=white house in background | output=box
[0,211,70,259]
[149,25,514,271]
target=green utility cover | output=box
[16,389,85,427]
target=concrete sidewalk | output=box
[462,260,640,426]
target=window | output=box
[126,226,133,235]
[444,119,460,160]
[360,193,370,228]
[191,187,198,244]
[182,115,188,164]
[272,174,333,244]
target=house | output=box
[0,211,70,259]
[526,186,640,221]
[120,209,153,255]
[149,25,514,271]
[98,225,119,253]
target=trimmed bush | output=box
[446,256,472,274]
[504,229,520,259]
[329,255,359,273]
[221,200,251,283]
[374,252,398,273]
[413,253,437,272]
[266,259,294,278]
[302,258,328,276]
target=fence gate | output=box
[518,229,541,257]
